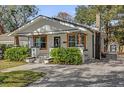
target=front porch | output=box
[14,31,87,53]
[29,32,86,54]
[14,30,91,63]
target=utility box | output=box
[107,42,119,60]
[108,42,119,54]
[31,47,40,57]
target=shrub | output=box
[50,47,83,65]
[0,76,8,83]
[4,47,30,61]
[0,44,13,51]
[0,44,14,59]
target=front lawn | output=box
[0,60,27,70]
[0,70,45,87]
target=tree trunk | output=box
[105,22,109,51]
[96,11,101,31]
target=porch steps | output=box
[117,55,124,61]
[33,54,50,64]
[106,54,117,60]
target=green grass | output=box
[0,60,27,70]
[0,70,45,87]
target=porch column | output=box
[14,36,19,46]
[84,34,86,49]
[28,37,33,48]
[78,33,82,45]
[75,33,78,46]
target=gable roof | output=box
[8,15,99,36]
[52,17,98,32]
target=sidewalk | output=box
[0,63,48,72]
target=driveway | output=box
[27,61,124,87]
[1,60,124,87]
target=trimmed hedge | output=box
[50,47,83,65]
[4,47,30,61]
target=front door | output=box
[54,36,61,48]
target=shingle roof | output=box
[52,16,98,32]
[9,15,100,36]
[41,15,99,32]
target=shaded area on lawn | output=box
[0,60,27,70]
[0,70,45,87]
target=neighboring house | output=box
[8,15,106,59]
[0,33,28,46]
[0,33,14,45]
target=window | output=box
[34,35,47,49]
[80,33,85,45]
[67,33,86,48]
[54,37,61,48]
[68,34,76,47]
[35,37,41,47]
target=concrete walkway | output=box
[0,63,59,72]
[1,61,124,87]
[27,62,124,87]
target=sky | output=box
[37,5,77,17]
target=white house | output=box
[8,15,106,60]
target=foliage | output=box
[0,70,45,87]
[110,21,124,46]
[4,47,30,61]
[50,47,83,65]
[0,5,38,32]
[55,12,74,22]
[75,6,96,25]
[114,31,124,45]
[75,5,124,47]
[75,5,123,26]
[0,44,13,59]
[0,44,13,51]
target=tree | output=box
[75,5,123,26]
[75,6,96,25]
[107,6,124,45]
[0,5,38,32]
[55,12,74,22]
[75,5,124,47]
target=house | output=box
[0,33,28,46]
[0,33,14,45]
[8,15,106,60]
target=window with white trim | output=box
[68,34,76,47]
[34,36,47,49]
